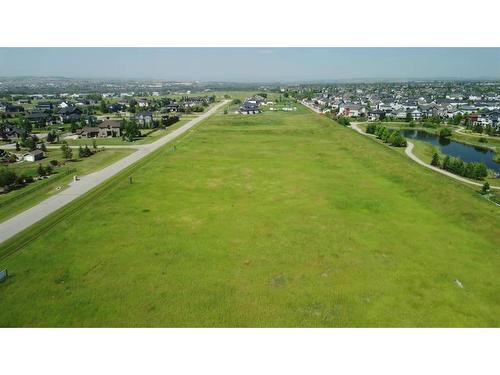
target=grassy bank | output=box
[0,107,499,327]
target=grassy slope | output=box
[0,148,135,222]
[0,107,499,327]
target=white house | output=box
[137,99,149,108]
[24,150,44,162]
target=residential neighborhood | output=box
[300,81,500,133]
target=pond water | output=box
[399,129,500,174]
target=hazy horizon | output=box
[0,48,499,82]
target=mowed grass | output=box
[0,148,135,223]
[0,107,499,327]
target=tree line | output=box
[431,153,488,180]
[365,124,407,147]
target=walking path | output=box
[0,100,228,245]
[300,102,499,191]
[349,122,500,190]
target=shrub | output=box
[388,131,407,147]
[0,168,17,188]
[365,124,377,134]
[50,159,59,166]
[438,127,452,138]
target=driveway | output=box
[0,100,228,245]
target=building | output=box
[0,123,24,139]
[25,112,52,126]
[35,102,54,111]
[24,150,44,162]
[98,120,121,137]
[77,127,100,138]
[59,106,83,123]
[135,112,154,127]
[239,101,261,114]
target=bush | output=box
[478,137,488,143]
[388,131,407,147]
[0,168,17,188]
[337,117,350,126]
[365,123,377,134]
[438,127,452,138]
[50,159,59,166]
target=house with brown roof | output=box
[98,120,121,137]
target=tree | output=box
[92,139,97,149]
[37,163,46,176]
[78,145,84,158]
[405,112,412,122]
[0,168,17,188]
[15,141,20,151]
[121,120,140,142]
[23,136,36,151]
[100,100,108,113]
[431,153,441,167]
[61,142,73,160]
[442,155,451,170]
[40,141,47,152]
[438,127,452,138]
[481,182,490,195]
[365,123,377,134]
[388,131,407,147]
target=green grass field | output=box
[0,148,135,223]
[0,107,499,327]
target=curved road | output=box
[0,100,229,245]
[349,122,500,191]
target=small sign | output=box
[0,269,7,283]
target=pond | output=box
[399,129,500,174]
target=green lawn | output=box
[0,107,499,327]
[0,148,135,223]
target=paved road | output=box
[0,100,228,245]
[349,122,500,191]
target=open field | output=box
[0,148,135,222]
[0,106,499,327]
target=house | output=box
[0,103,24,113]
[338,103,366,117]
[98,120,121,137]
[137,99,149,108]
[107,103,127,113]
[24,150,44,162]
[239,101,261,114]
[59,106,83,123]
[25,112,52,126]
[77,127,100,138]
[164,103,180,112]
[35,102,53,111]
[368,110,386,121]
[135,112,154,127]
[0,123,24,139]
[411,109,422,120]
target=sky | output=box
[0,48,498,82]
